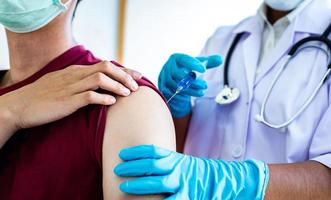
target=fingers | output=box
[174,54,222,72]
[196,55,223,69]
[97,61,139,91]
[188,78,207,90]
[181,87,205,97]
[72,91,117,108]
[114,158,174,177]
[118,145,171,161]
[173,54,206,73]
[164,76,206,98]
[165,74,181,92]
[171,67,187,81]
[71,72,132,97]
[119,176,177,195]
[122,68,143,80]
[71,61,139,92]
[170,54,222,80]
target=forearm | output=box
[173,114,191,153]
[265,161,331,200]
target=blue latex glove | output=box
[159,54,222,118]
[114,145,269,200]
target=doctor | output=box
[115,0,331,199]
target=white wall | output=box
[73,0,118,60]
[0,27,8,70]
[0,0,262,82]
[123,0,262,84]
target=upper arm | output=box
[102,86,176,200]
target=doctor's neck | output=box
[4,3,76,86]
[266,6,290,24]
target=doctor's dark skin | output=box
[175,5,331,200]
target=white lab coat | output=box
[184,0,331,168]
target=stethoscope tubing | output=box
[257,52,331,129]
[222,22,331,129]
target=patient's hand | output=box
[0,61,141,133]
[102,86,176,200]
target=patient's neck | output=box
[4,19,75,86]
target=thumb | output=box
[196,55,223,69]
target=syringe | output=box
[166,71,197,103]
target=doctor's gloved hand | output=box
[158,54,222,118]
[114,145,269,200]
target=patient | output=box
[0,0,175,199]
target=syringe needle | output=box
[166,71,197,104]
[166,91,179,104]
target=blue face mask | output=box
[264,0,305,11]
[0,0,71,33]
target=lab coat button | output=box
[232,146,243,158]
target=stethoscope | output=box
[216,22,331,129]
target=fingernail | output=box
[133,71,143,80]
[114,165,127,176]
[113,166,121,175]
[132,81,139,91]
[119,182,128,192]
[122,88,131,96]
[201,84,208,89]
[108,96,116,104]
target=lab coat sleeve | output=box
[191,26,230,107]
[309,86,331,168]
[192,26,233,108]
[199,25,233,57]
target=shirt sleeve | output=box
[85,105,108,168]
[309,84,331,168]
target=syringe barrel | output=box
[177,72,197,91]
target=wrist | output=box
[170,100,192,118]
[241,160,270,200]
[171,108,191,119]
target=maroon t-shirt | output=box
[0,45,162,200]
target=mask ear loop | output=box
[57,0,72,9]
[257,45,331,129]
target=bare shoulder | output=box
[102,86,176,200]
[104,86,175,146]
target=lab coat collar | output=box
[232,15,263,35]
[294,0,331,35]
[232,16,263,100]
[253,0,331,85]
[231,0,331,89]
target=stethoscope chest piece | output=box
[215,85,240,105]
